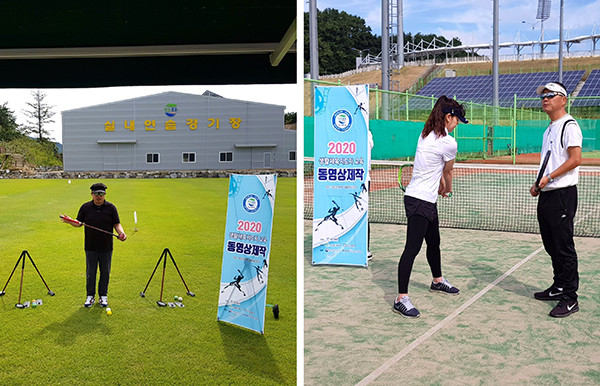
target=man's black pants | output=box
[537,186,579,300]
[85,250,112,297]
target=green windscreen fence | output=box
[304,117,600,159]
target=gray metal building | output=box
[62,91,296,171]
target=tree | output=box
[0,103,23,141]
[22,90,55,141]
[304,8,380,75]
[304,7,477,75]
[284,112,297,124]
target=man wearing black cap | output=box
[63,182,126,308]
[530,82,582,318]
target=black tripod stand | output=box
[140,248,195,306]
[0,250,55,308]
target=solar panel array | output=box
[571,69,600,107]
[410,70,585,109]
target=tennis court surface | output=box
[304,221,600,385]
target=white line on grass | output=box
[356,245,546,386]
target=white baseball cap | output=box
[536,82,567,97]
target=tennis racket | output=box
[535,150,551,192]
[398,164,413,192]
[398,163,452,197]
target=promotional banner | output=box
[218,174,277,334]
[312,85,369,266]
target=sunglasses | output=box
[92,192,106,196]
[539,92,563,100]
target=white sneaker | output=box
[84,296,95,308]
[367,251,373,260]
[99,296,108,307]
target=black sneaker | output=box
[430,278,460,295]
[534,286,563,301]
[549,298,579,318]
[392,296,420,318]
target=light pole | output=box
[522,20,541,59]
[351,48,364,70]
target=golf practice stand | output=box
[0,250,55,308]
[140,248,195,307]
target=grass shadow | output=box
[218,322,284,383]
[40,307,112,346]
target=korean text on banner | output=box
[312,85,369,266]
[218,174,277,334]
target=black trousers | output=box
[398,196,443,293]
[537,186,579,300]
[85,250,112,297]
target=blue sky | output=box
[305,0,600,51]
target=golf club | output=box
[140,248,196,306]
[60,214,119,238]
[0,250,55,308]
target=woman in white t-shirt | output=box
[393,95,467,318]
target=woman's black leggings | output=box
[397,214,442,293]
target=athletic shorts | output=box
[404,195,438,222]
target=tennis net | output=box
[304,159,600,237]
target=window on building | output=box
[182,152,196,163]
[146,153,160,163]
[219,152,233,162]
[289,150,296,161]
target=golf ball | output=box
[178,297,183,302]
[68,180,71,184]
[31,301,37,308]
[107,310,112,316]
[174,296,179,301]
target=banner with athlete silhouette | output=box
[218,174,277,334]
[312,85,369,266]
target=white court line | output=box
[356,245,546,386]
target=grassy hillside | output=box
[305,56,600,116]
[1,137,62,169]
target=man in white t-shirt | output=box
[530,81,582,318]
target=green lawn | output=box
[0,177,296,384]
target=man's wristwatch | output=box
[546,174,554,183]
